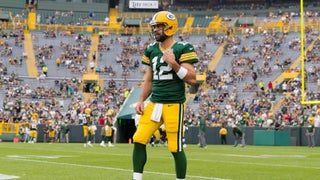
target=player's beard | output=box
[152,29,168,42]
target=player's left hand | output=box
[162,49,175,67]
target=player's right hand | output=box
[135,101,144,115]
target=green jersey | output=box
[142,41,198,103]
[307,124,314,133]
[199,117,206,132]
[60,124,67,134]
[233,126,243,136]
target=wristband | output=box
[176,66,188,79]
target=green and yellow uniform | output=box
[105,120,113,137]
[83,123,88,142]
[30,122,37,142]
[133,41,198,152]
[49,127,55,143]
[88,124,96,142]
[141,41,198,103]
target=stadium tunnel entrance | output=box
[121,18,141,36]
[115,87,141,143]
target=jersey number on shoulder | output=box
[152,56,173,80]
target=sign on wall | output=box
[129,0,159,9]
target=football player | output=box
[86,122,96,147]
[83,122,89,147]
[132,11,198,180]
[29,120,38,143]
[100,113,114,147]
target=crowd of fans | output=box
[0,4,320,136]
[184,19,320,129]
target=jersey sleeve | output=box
[178,42,198,64]
[142,54,150,66]
[142,42,157,66]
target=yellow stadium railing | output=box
[0,122,23,136]
[1,17,320,36]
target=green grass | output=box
[0,143,319,180]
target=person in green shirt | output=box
[232,123,245,148]
[60,122,67,143]
[198,115,207,148]
[305,120,315,148]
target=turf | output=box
[0,142,319,180]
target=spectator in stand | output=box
[98,114,105,126]
[90,61,95,72]
[267,81,273,93]
[42,64,48,76]
[283,110,291,125]
[89,10,94,17]
[252,71,258,84]
[56,57,61,68]
[259,80,265,92]
[314,111,320,127]
[92,51,96,61]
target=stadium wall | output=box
[2,124,319,146]
[184,126,312,146]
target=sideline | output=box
[187,157,320,170]
[221,153,306,158]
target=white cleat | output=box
[100,143,106,147]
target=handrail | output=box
[2,16,319,35]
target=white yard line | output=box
[0,174,19,180]
[4,156,228,180]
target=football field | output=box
[0,142,319,180]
